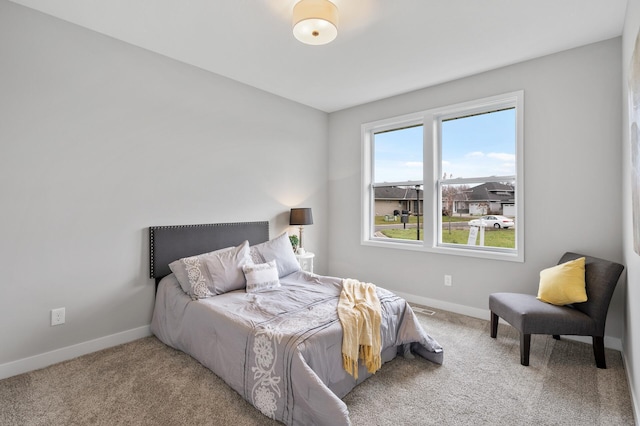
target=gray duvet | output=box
[151,271,443,426]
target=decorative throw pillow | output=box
[249,231,301,278]
[537,257,587,306]
[169,241,250,299]
[243,260,281,293]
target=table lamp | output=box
[289,208,313,254]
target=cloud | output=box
[487,152,516,161]
[466,151,485,158]
[405,161,423,167]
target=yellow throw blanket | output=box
[337,278,382,379]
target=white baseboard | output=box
[395,291,623,351]
[396,290,489,320]
[1,293,627,384]
[0,325,151,380]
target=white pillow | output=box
[249,232,300,278]
[243,260,281,293]
[169,240,250,299]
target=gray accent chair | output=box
[489,252,624,368]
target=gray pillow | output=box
[169,251,221,299]
[169,240,250,299]
[250,232,301,278]
[204,240,251,294]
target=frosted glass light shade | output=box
[292,0,338,45]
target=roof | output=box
[374,187,420,201]
[465,182,515,203]
[375,182,514,203]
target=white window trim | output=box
[361,91,524,262]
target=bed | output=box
[149,221,443,425]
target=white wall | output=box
[328,39,624,339]
[623,0,640,420]
[0,1,329,371]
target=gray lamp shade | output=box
[290,208,313,226]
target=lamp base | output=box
[296,247,306,255]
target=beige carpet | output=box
[0,309,635,425]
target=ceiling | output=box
[8,0,629,113]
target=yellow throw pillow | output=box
[537,257,587,305]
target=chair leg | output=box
[552,335,560,340]
[520,333,531,366]
[593,336,606,369]
[490,312,498,338]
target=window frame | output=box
[361,91,524,262]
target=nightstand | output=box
[295,252,315,273]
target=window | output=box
[362,91,523,261]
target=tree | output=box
[441,178,470,216]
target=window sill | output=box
[362,239,524,262]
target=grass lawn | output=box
[382,227,515,248]
[441,228,515,248]
[441,215,473,223]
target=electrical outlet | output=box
[51,308,65,326]
[444,275,452,286]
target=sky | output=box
[374,108,516,183]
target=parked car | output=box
[468,215,514,229]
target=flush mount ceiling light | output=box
[292,0,338,45]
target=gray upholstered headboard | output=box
[149,221,270,283]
